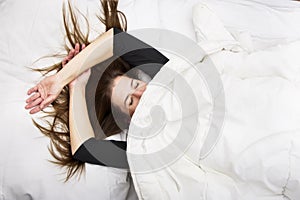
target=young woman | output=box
[25,0,168,182]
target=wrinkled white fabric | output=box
[127,3,300,200]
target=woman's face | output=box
[111,75,147,116]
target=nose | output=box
[132,84,147,98]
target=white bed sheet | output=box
[0,0,135,200]
[1,0,300,200]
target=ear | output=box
[126,68,152,83]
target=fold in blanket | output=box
[127,3,300,200]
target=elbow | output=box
[71,145,80,157]
[71,149,76,157]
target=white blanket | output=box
[127,3,300,200]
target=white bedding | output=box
[1,0,300,199]
[127,2,300,200]
[0,0,136,200]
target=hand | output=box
[25,74,63,114]
[25,43,87,114]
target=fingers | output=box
[62,43,86,67]
[26,86,42,114]
[74,43,86,56]
[27,86,38,95]
[62,50,73,67]
[67,49,75,62]
[74,43,80,55]
[62,58,67,66]
[29,106,42,115]
[26,95,55,114]
[26,92,40,103]
[25,97,43,110]
[62,49,75,67]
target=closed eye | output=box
[135,81,139,89]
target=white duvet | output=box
[127,3,300,200]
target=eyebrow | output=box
[123,79,133,107]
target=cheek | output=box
[129,105,136,117]
[131,97,141,115]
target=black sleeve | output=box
[73,28,168,169]
[73,138,129,169]
[113,27,169,78]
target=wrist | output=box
[56,65,77,87]
[56,72,70,89]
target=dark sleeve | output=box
[73,28,167,169]
[113,27,169,78]
[73,138,129,169]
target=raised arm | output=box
[26,28,114,114]
[70,28,169,168]
[69,79,128,168]
[25,27,170,114]
[58,28,114,87]
[69,80,94,154]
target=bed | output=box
[1,0,300,200]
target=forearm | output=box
[57,28,114,87]
[69,84,95,155]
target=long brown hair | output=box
[33,0,128,182]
